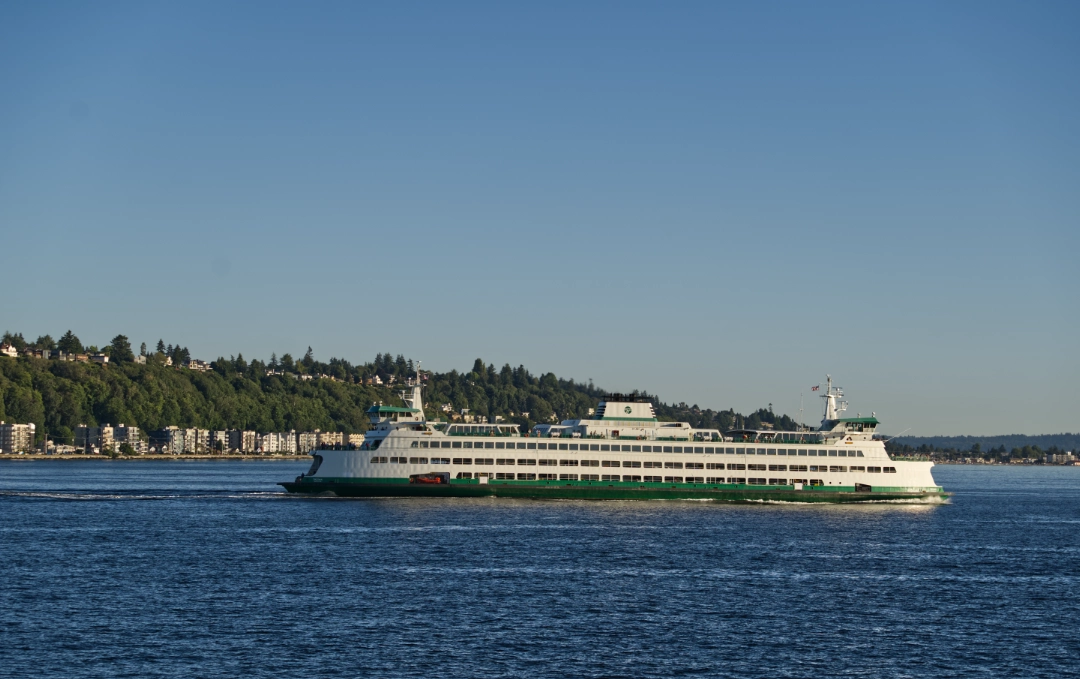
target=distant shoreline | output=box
[0,454,309,461]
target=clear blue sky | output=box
[1,1,1077,435]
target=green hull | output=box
[279,478,947,503]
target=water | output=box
[1,461,1078,678]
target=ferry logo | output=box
[624,406,633,414]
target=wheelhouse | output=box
[366,405,422,425]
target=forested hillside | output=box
[888,434,1080,461]
[0,331,795,445]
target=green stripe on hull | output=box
[279,478,947,503]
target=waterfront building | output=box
[297,431,318,453]
[317,431,344,447]
[147,427,209,454]
[149,426,182,454]
[114,424,146,454]
[182,428,211,454]
[76,424,115,453]
[0,343,17,358]
[259,431,297,454]
[227,430,257,453]
[209,430,229,453]
[0,421,36,453]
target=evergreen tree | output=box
[35,335,57,351]
[3,332,27,351]
[156,339,166,353]
[140,342,147,356]
[58,330,83,354]
[110,335,135,363]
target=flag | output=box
[811,386,819,391]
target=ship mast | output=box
[820,374,848,426]
[400,361,424,419]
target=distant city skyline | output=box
[1,2,1077,436]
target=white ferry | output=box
[280,374,945,502]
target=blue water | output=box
[1,462,1078,678]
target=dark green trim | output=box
[281,477,947,502]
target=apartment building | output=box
[0,421,36,453]
[317,431,344,447]
[227,430,257,453]
[297,431,318,453]
[75,424,115,452]
[258,431,297,454]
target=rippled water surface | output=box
[2,461,1078,678]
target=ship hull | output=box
[279,479,947,503]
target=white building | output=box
[114,424,146,454]
[297,431,318,453]
[209,430,229,453]
[317,431,344,447]
[258,431,297,454]
[0,421,36,453]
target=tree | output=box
[269,353,278,369]
[58,330,84,354]
[2,332,27,351]
[140,342,147,356]
[35,335,56,351]
[110,335,135,363]
[301,346,314,372]
[156,339,166,353]
[280,353,295,372]
[119,442,136,456]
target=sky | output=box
[1,1,1077,436]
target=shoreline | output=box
[0,454,310,461]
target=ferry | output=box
[279,373,946,502]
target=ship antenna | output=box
[881,427,911,442]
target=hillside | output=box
[890,434,1080,457]
[0,347,795,446]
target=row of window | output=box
[450,473,856,485]
[410,439,865,457]
[377,457,895,473]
